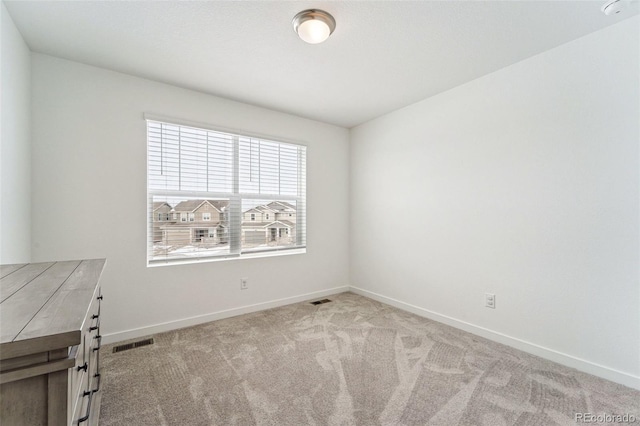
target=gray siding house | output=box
[152,199,297,249]
[153,200,229,246]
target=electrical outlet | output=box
[240,278,248,290]
[485,293,495,309]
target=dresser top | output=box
[0,259,106,360]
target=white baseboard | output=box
[102,286,349,345]
[350,286,640,391]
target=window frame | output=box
[146,116,306,266]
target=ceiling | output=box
[4,1,638,128]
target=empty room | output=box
[1,1,638,425]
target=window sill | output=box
[147,247,306,268]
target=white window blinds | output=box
[147,120,306,265]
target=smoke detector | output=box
[601,0,625,15]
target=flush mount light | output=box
[292,9,336,44]
[601,0,625,15]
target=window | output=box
[265,213,270,220]
[147,119,306,264]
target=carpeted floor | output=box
[99,292,639,425]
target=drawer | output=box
[73,352,99,425]
[68,342,87,419]
[88,291,102,398]
[84,289,101,367]
[88,328,102,397]
[85,288,101,337]
[69,287,102,425]
[72,385,92,426]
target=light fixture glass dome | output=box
[293,9,336,44]
[297,19,331,44]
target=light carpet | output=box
[99,292,639,425]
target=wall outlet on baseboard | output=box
[485,293,495,309]
[241,278,249,290]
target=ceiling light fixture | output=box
[292,9,336,44]
[601,0,625,15]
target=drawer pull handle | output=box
[78,390,93,423]
[97,295,103,300]
[92,314,99,319]
[93,335,102,352]
[89,325,99,331]
[92,372,101,393]
[77,362,88,372]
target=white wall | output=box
[350,17,639,388]
[1,3,31,264]
[31,54,350,341]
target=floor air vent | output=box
[112,338,154,353]
[310,298,332,306]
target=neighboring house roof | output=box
[255,206,277,213]
[244,206,277,214]
[173,199,227,213]
[160,224,224,230]
[153,202,172,211]
[242,222,270,229]
[244,202,294,215]
[208,200,228,212]
[242,220,293,229]
[266,201,295,212]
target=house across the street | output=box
[151,200,296,251]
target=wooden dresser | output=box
[0,259,106,426]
